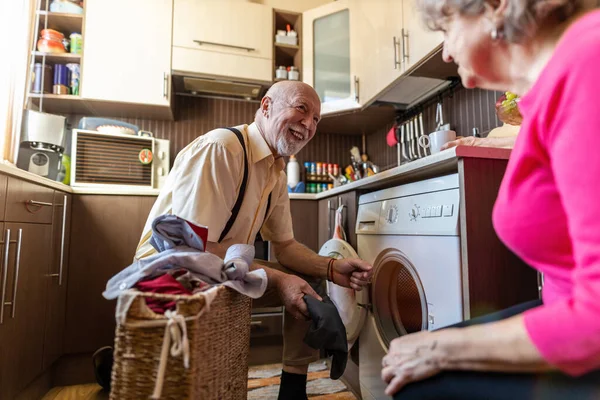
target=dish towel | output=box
[303,295,348,379]
[103,214,267,300]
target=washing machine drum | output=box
[372,249,428,348]
[318,239,367,349]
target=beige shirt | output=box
[135,123,293,259]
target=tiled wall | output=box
[66,95,362,169]
[366,86,504,170]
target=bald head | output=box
[255,81,321,157]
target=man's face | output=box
[263,87,321,157]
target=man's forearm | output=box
[273,239,329,279]
[249,261,285,289]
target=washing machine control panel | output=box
[378,189,460,235]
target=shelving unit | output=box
[26,1,85,113]
[272,9,302,83]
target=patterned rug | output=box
[248,360,357,399]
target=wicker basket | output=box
[110,286,251,400]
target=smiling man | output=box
[133,81,373,399]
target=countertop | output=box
[289,146,511,200]
[0,146,510,197]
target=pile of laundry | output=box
[102,214,268,314]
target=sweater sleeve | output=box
[523,47,600,375]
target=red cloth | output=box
[134,273,192,314]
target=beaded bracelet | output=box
[327,258,336,284]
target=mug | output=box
[418,130,457,154]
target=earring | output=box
[491,26,505,41]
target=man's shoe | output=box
[92,346,114,391]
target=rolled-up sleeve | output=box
[172,140,242,242]
[260,172,294,243]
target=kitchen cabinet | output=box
[402,0,443,72]
[43,192,72,370]
[172,0,273,83]
[317,191,358,250]
[0,223,52,399]
[290,200,319,252]
[81,0,173,106]
[303,0,362,116]
[65,195,157,354]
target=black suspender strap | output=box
[218,128,248,243]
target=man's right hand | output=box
[274,273,322,320]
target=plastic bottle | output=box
[287,155,300,189]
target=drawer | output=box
[250,313,283,338]
[172,46,272,83]
[5,177,54,224]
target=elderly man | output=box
[135,81,373,398]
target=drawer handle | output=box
[25,200,52,214]
[10,229,22,319]
[0,229,10,324]
[250,320,263,326]
[193,39,255,52]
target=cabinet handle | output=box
[250,320,263,326]
[58,195,67,286]
[0,229,9,324]
[10,229,22,319]
[402,29,410,63]
[393,36,401,69]
[354,76,360,103]
[193,40,255,52]
[27,200,52,207]
[327,200,332,238]
[163,72,168,99]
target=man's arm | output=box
[272,238,372,291]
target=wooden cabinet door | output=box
[81,0,173,105]
[65,195,157,354]
[402,0,443,71]
[337,191,358,249]
[352,0,403,106]
[290,200,319,252]
[317,197,334,250]
[173,0,272,60]
[43,192,72,370]
[0,223,51,399]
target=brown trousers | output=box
[252,260,323,366]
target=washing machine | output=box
[356,173,463,400]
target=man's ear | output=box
[261,96,272,118]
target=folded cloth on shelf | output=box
[103,214,267,300]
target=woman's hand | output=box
[381,330,445,396]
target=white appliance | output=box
[356,174,463,400]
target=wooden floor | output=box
[41,360,356,400]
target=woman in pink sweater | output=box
[381,1,600,399]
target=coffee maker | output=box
[17,111,66,180]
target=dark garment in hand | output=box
[303,295,348,379]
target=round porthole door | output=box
[371,248,427,349]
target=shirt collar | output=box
[246,122,285,172]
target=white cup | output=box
[418,130,457,154]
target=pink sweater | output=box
[493,10,600,376]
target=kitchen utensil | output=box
[408,119,415,160]
[400,123,408,164]
[435,102,451,131]
[386,124,398,147]
[414,117,422,159]
[419,113,428,157]
[472,127,481,137]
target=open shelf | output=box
[275,42,300,58]
[272,9,302,83]
[37,11,83,35]
[28,94,90,114]
[32,52,81,64]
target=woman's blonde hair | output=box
[418,0,586,43]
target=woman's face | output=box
[440,9,508,91]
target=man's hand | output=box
[332,258,373,291]
[274,273,322,320]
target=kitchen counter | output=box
[0,146,511,198]
[289,146,512,200]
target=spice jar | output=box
[288,66,299,81]
[275,66,288,80]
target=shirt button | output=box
[119,283,127,290]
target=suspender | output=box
[218,127,272,243]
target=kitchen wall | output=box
[366,86,505,170]
[66,95,361,169]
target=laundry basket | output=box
[109,286,251,400]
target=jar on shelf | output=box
[70,33,83,54]
[38,29,66,53]
[275,66,288,80]
[288,66,299,81]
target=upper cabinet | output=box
[172,0,273,83]
[402,0,443,72]
[303,0,361,116]
[81,0,173,106]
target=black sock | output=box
[278,370,308,400]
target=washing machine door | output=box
[318,238,368,348]
[371,248,428,349]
